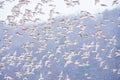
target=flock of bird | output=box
[0,0,120,80]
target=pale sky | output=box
[0,0,120,22]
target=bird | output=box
[81,51,90,59]
[58,71,63,80]
[15,32,23,37]
[47,70,52,75]
[117,69,120,74]
[38,73,44,80]
[72,0,80,5]
[19,0,30,5]
[0,1,5,9]
[65,74,70,80]
[106,35,116,45]
[103,65,108,70]
[4,74,13,80]
[95,0,100,5]
[112,0,119,6]
[11,5,21,17]
[84,73,92,79]
[94,53,102,62]
[23,77,28,80]
[78,61,90,67]
[100,4,107,7]
[99,61,105,67]
[74,60,80,65]
[64,59,72,67]
[15,71,22,78]
[6,15,15,23]
[112,69,117,73]
[115,50,120,57]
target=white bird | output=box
[112,0,118,6]
[38,73,44,80]
[103,65,108,70]
[15,32,23,37]
[100,4,107,7]
[95,0,100,5]
[112,69,117,73]
[23,77,28,80]
[0,1,5,8]
[79,61,90,67]
[64,59,72,67]
[94,53,102,62]
[115,50,120,57]
[65,74,70,80]
[15,71,22,78]
[58,71,63,80]
[4,74,13,80]
[47,71,52,75]
[99,61,105,67]
[72,0,80,5]
[117,69,120,74]
[81,51,90,59]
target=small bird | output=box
[100,4,107,7]
[15,71,22,78]
[112,0,119,6]
[0,1,5,9]
[95,0,100,5]
[65,74,70,80]
[117,69,120,74]
[58,71,63,80]
[64,59,72,67]
[38,73,44,80]
[15,32,23,37]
